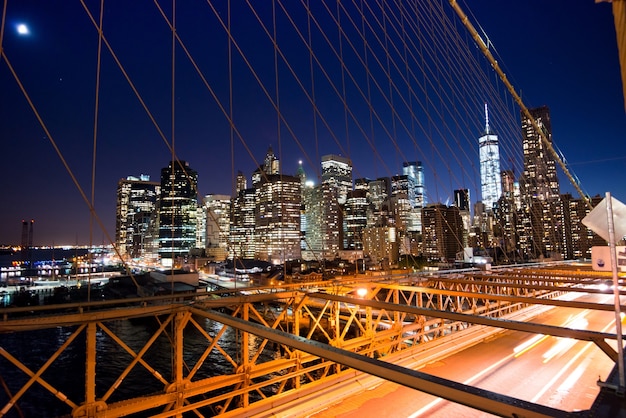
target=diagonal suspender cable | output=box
[0,48,145,290]
[0,0,5,65]
[88,0,105,303]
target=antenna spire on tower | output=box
[484,102,490,134]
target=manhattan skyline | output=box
[0,1,624,246]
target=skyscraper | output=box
[479,103,502,210]
[264,146,280,175]
[402,161,426,232]
[402,161,426,208]
[391,175,415,255]
[344,189,368,250]
[454,189,471,248]
[252,146,281,187]
[158,161,198,266]
[301,182,341,258]
[321,154,352,205]
[203,194,231,262]
[422,204,464,262]
[236,170,247,194]
[560,194,604,260]
[519,106,563,259]
[520,106,560,201]
[230,187,256,260]
[116,175,160,260]
[391,175,413,232]
[453,189,470,211]
[255,174,301,263]
[297,161,309,251]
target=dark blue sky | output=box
[0,0,624,246]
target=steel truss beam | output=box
[199,309,568,418]
[313,293,619,360]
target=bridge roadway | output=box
[0,264,625,417]
[302,293,621,417]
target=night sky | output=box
[0,0,624,246]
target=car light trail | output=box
[410,350,518,417]
[514,334,547,357]
[542,316,589,363]
[531,317,617,403]
[410,294,618,416]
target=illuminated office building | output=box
[252,146,280,187]
[391,175,416,254]
[321,154,352,205]
[493,170,520,258]
[230,188,256,260]
[560,194,605,259]
[520,106,560,202]
[391,175,412,231]
[115,175,160,260]
[158,161,198,266]
[363,226,399,268]
[301,181,321,257]
[402,161,426,207]
[519,106,564,259]
[301,182,341,258]
[255,174,301,263]
[421,204,464,262]
[402,161,425,232]
[366,177,391,228]
[454,189,471,248]
[344,189,368,250]
[203,194,231,262]
[297,161,308,251]
[236,170,247,194]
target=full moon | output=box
[16,23,29,35]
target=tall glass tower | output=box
[479,103,502,211]
[402,161,426,232]
[116,175,160,260]
[519,105,563,259]
[158,161,198,266]
[402,161,426,208]
[520,106,560,201]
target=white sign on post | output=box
[583,193,626,391]
[582,196,626,242]
[591,245,626,272]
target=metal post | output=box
[242,303,250,408]
[85,322,96,406]
[606,192,625,393]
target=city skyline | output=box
[110,133,601,266]
[0,1,624,246]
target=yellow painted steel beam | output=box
[0,304,188,333]
[378,284,626,312]
[312,293,618,357]
[432,277,626,296]
[197,309,568,418]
